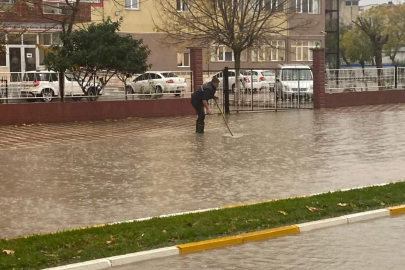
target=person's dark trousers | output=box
[191,100,205,133]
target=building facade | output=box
[92,0,326,72]
[0,0,92,74]
[340,0,360,25]
[1,0,326,74]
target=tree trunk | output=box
[375,47,384,90]
[341,50,351,66]
[59,72,65,102]
[234,51,241,105]
[360,61,367,91]
[390,54,396,66]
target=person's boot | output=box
[195,122,199,133]
[196,122,204,133]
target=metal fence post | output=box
[251,69,254,111]
[395,65,398,89]
[298,69,301,109]
[224,67,230,114]
[275,69,278,112]
[5,78,8,104]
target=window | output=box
[39,34,52,46]
[0,0,13,4]
[291,40,320,61]
[23,34,37,45]
[251,40,285,62]
[8,34,22,45]
[43,2,73,14]
[39,33,61,66]
[348,1,359,5]
[260,0,284,11]
[210,45,247,62]
[281,69,312,81]
[134,74,145,82]
[177,0,188,12]
[177,52,190,67]
[162,72,177,78]
[292,0,320,14]
[125,0,139,9]
[43,2,60,14]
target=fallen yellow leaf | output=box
[2,250,15,255]
[338,203,348,207]
[278,211,289,216]
[306,206,322,212]
[106,236,115,245]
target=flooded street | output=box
[1,105,405,238]
[112,215,405,270]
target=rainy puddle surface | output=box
[1,107,405,238]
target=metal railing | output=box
[204,68,314,112]
[325,67,396,93]
[0,71,193,103]
[398,67,405,89]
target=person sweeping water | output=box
[191,78,220,133]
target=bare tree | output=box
[354,7,389,89]
[153,0,311,94]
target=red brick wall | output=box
[190,48,203,92]
[0,99,195,126]
[312,48,326,109]
[325,91,405,108]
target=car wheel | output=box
[41,89,54,102]
[231,84,235,93]
[155,86,163,94]
[126,85,134,94]
[87,87,99,101]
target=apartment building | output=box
[0,0,326,73]
[92,0,326,71]
[0,0,92,73]
[340,0,360,25]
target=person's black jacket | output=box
[191,82,217,105]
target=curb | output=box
[43,205,405,270]
[387,205,405,215]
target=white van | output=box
[279,65,313,98]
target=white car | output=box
[127,72,187,96]
[204,70,250,92]
[241,70,276,92]
[279,65,313,98]
[21,71,102,102]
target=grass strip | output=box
[1,181,405,269]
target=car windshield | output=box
[24,72,57,82]
[262,71,275,76]
[161,72,178,78]
[65,73,80,82]
[281,69,312,81]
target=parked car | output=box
[126,72,187,96]
[21,71,102,102]
[279,65,313,98]
[204,70,250,92]
[241,69,276,92]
